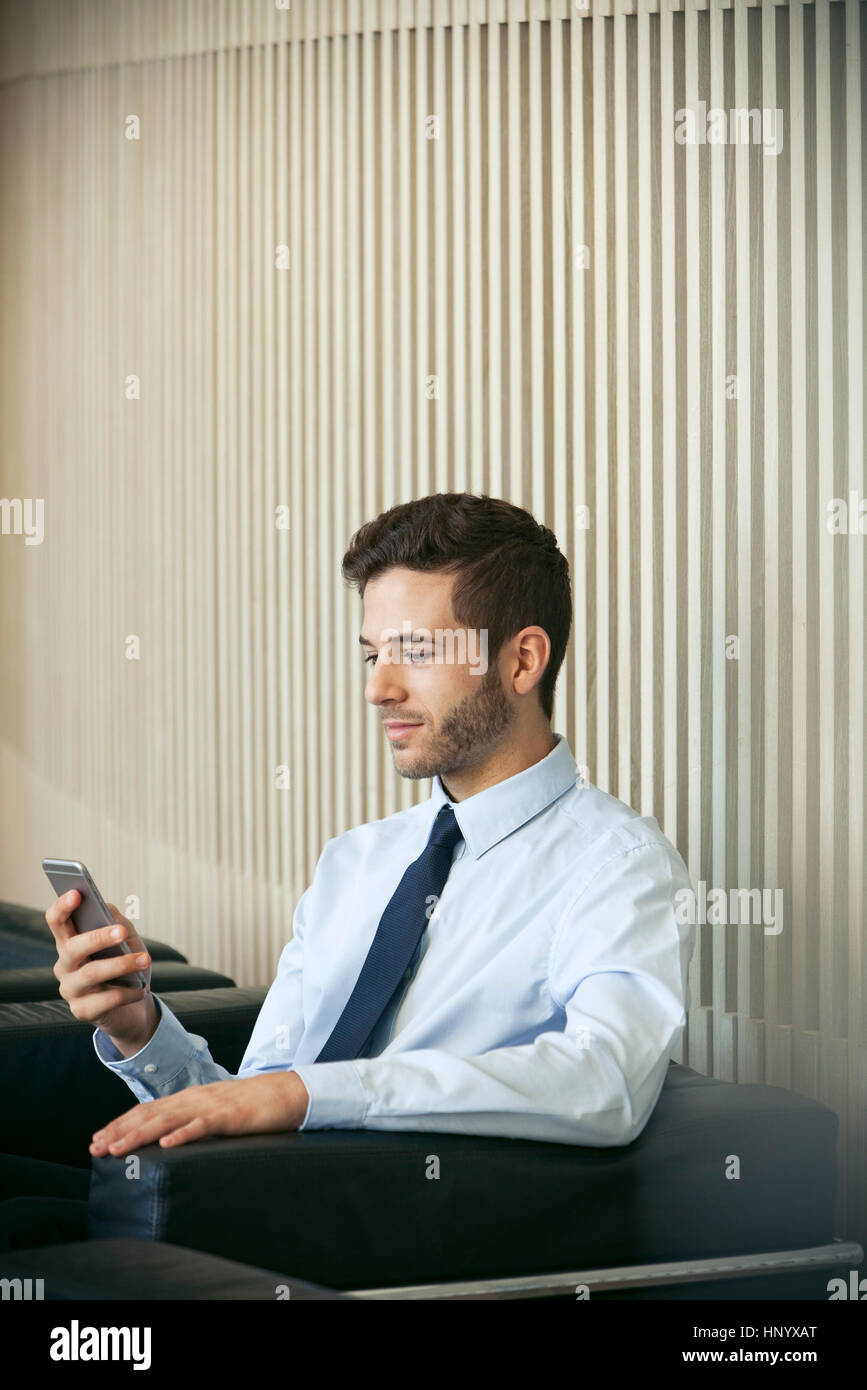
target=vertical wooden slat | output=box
[761,0,782,1082]
[381,19,396,521]
[488,18,503,499]
[550,12,569,739]
[467,17,484,501]
[414,22,430,505]
[301,34,319,852]
[709,0,727,1045]
[217,44,237,975]
[614,8,631,805]
[637,0,654,816]
[256,39,274,961]
[660,0,679,851]
[528,15,545,518]
[163,54,180,956]
[289,30,307,903]
[789,0,809,1068]
[452,20,468,491]
[570,9,588,770]
[592,4,610,789]
[397,22,413,509]
[237,45,253,978]
[844,0,865,1250]
[507,15,522,500]
[432,18,449,493]
[734,0,755,1075]
[684,1,714,1069]
[814,0,838,1066]
[249,41,267,972]
[379,16,397,810]
[344,29,364,836]
[332,27,354,824]
[318,29,338,837]
[275,34,292,928]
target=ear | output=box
[508,626,551,698]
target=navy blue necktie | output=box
[315,803,464,1062]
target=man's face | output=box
[360,567,516,781]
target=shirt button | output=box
[144,1064,158,1073]
[403,968,412,982]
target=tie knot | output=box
[428,803,463,851]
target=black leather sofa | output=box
[0,902,861,1300]
[0,899,235,1003]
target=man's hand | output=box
[47,891,158,1054]
[89,1072,311,1157]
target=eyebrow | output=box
[358,633,430,648]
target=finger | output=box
[67,985,147,1021]
[159,1116,210,1148]
[63,920,132,967]
[45,890,81,944]
[99,1113,192,1156]
[90,1103,145,1148]
[63,949,150,997]
[91,1108,174,1155]
[92,1096,190,1147]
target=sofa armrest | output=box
[86,1066,840,1292]
[0,987,267,1167]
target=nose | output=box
[364,652,409,706]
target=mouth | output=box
[384,721,423,742]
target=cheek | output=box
[424,666,476,716]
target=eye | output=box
[363,652,377,666]
[407,649,429,664]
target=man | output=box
[49,492,695,1160]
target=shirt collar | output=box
[427,732,578,859]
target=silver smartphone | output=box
[42,858,148,990]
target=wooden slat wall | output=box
[0,0,863,1247]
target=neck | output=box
[440,726,557,803]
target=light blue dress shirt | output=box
[94,734,696,1146]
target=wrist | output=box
[108,996,160,1058]
[288,1069,310,1128]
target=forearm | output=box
[293,1026,679,1148]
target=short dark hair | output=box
[342,493,572,722]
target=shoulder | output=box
[553,779,689,887]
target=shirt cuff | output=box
[290,1060,369,1131]
[92,997,205,1095]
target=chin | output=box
[395,762,437,781]
[392,747,437,780]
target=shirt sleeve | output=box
[91,887,312,1124]
[291,837,696,1147]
